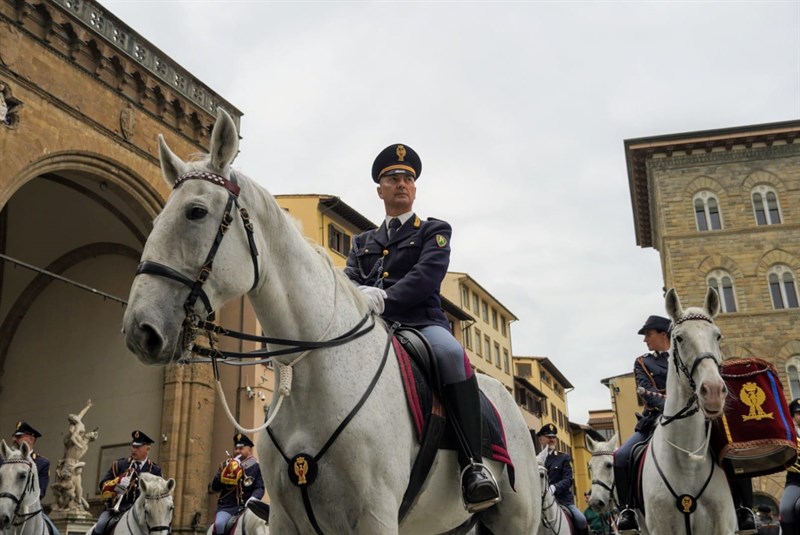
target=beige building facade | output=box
[515,356,574,454]
[625,120,800,508]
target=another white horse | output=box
[536,449,571,535]
[640,288,734,535]
[122,110,541,534]
[585,434,617,515]
[0,440,45,535]
[86,473,175,535]
[205,509,267,535]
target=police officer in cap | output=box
[93,431,162,535]
[344,144,500,512]
[5,421,50,498]
[779,398,800,534]
[537,423,589,534]
[209,433,265,535]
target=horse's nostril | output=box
[140,323,164,354]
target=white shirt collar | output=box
[385,212,413,227]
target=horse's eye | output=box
[717,333,723,341]
[675,335,684,343]
[186,206,208,220]
[605,461,612,469]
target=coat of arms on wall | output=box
[120,104,136,141]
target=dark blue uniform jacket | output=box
[99,458,162,511]
[544,450,576,506]
[210,456,265,513]
[345,214,451,329]
[634,351,669,434]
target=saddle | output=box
[393,327,514,521]
[215,503,270,535]
[631,439,651,516]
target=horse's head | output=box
[666,287,727,418]
[0,440,39,530]
[123,110,260,364]
[586,433,617,513]
[136,473,175,534]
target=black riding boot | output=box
[614,464,639,532]
[443,375,501,513]
[728,470,756,535]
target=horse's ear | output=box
[536,447,547,466]
[139,475,148,493]
[610,433,619,449]
[665,288,682,321]
[19,441,31,457]
[585,434,596,451]
[705,287,721,318]
[166,478,176,493]
[158,135,185,187]
[209,109,239,172]
[0,439,9,458]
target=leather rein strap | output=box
[134,170,374,367]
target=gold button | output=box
[409,241,415,245]
[382,271,389,278]
[383,249,389,256]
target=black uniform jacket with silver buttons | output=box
[345,214,451,330]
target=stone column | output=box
[160,362,216,534]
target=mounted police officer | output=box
[537,424,589,534]
[92,431,162,535]
[209,433,265,535]
[344,143,500,513]
[614,314,756,535]
[2,421,60,535]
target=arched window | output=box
[752,186,782,226]
[768,265,800,309]
[707,270,737,313]
[693,191,722,231]
[787,356,800,399]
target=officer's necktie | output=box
[388,217,401,239]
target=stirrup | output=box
[460,462,501,513]
[616,507,640,535]
[736,507,757,535]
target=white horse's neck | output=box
[242,180,366,345]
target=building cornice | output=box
[625,120,800,248]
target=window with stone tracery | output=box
[752,185,782,226]
[693,191,722,231]
[768,265,800,310]
[786,356,800,399]
[707,270,737,313]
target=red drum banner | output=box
[711,357,797,478]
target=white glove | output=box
[358,286,387,315]
[549,485,556,495]
[115,475,131,493]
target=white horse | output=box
[536,449,571,535]
[86,473,175,535]
[0,440,45,535]
[585,434,617,515]
[122,110,541,534]
[205,509,267,535]
[639,288,735,535]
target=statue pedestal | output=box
[50,510,95,535]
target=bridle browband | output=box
[660,312,720,426]
[590,449,616,497]
[134,169,375,369]
[0,458,42,528]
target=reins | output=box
[538,466,565,534]
[133,169,376,434]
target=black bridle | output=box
[0,458,42,528]
[589,449,616,499]
[134,169,375,372]
[126,491,173,535]
[660,313,722,426]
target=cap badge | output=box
[134,431,140,438]
[16,421,21,430]
[436,235,447,248]
[236,433,242,441]
[396,145,406,161]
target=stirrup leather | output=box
[459,462,501,513]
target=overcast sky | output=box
[103,0,800,424]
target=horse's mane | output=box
[217,167,373,317]
[139,472,170,495]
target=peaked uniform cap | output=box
[233,433,254,448]
[536,423,558,437]
[371,143,422,183]
[13,421,41,438]
[131,430,155,446]
[790,398,800,415]
[637,315,672,335]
